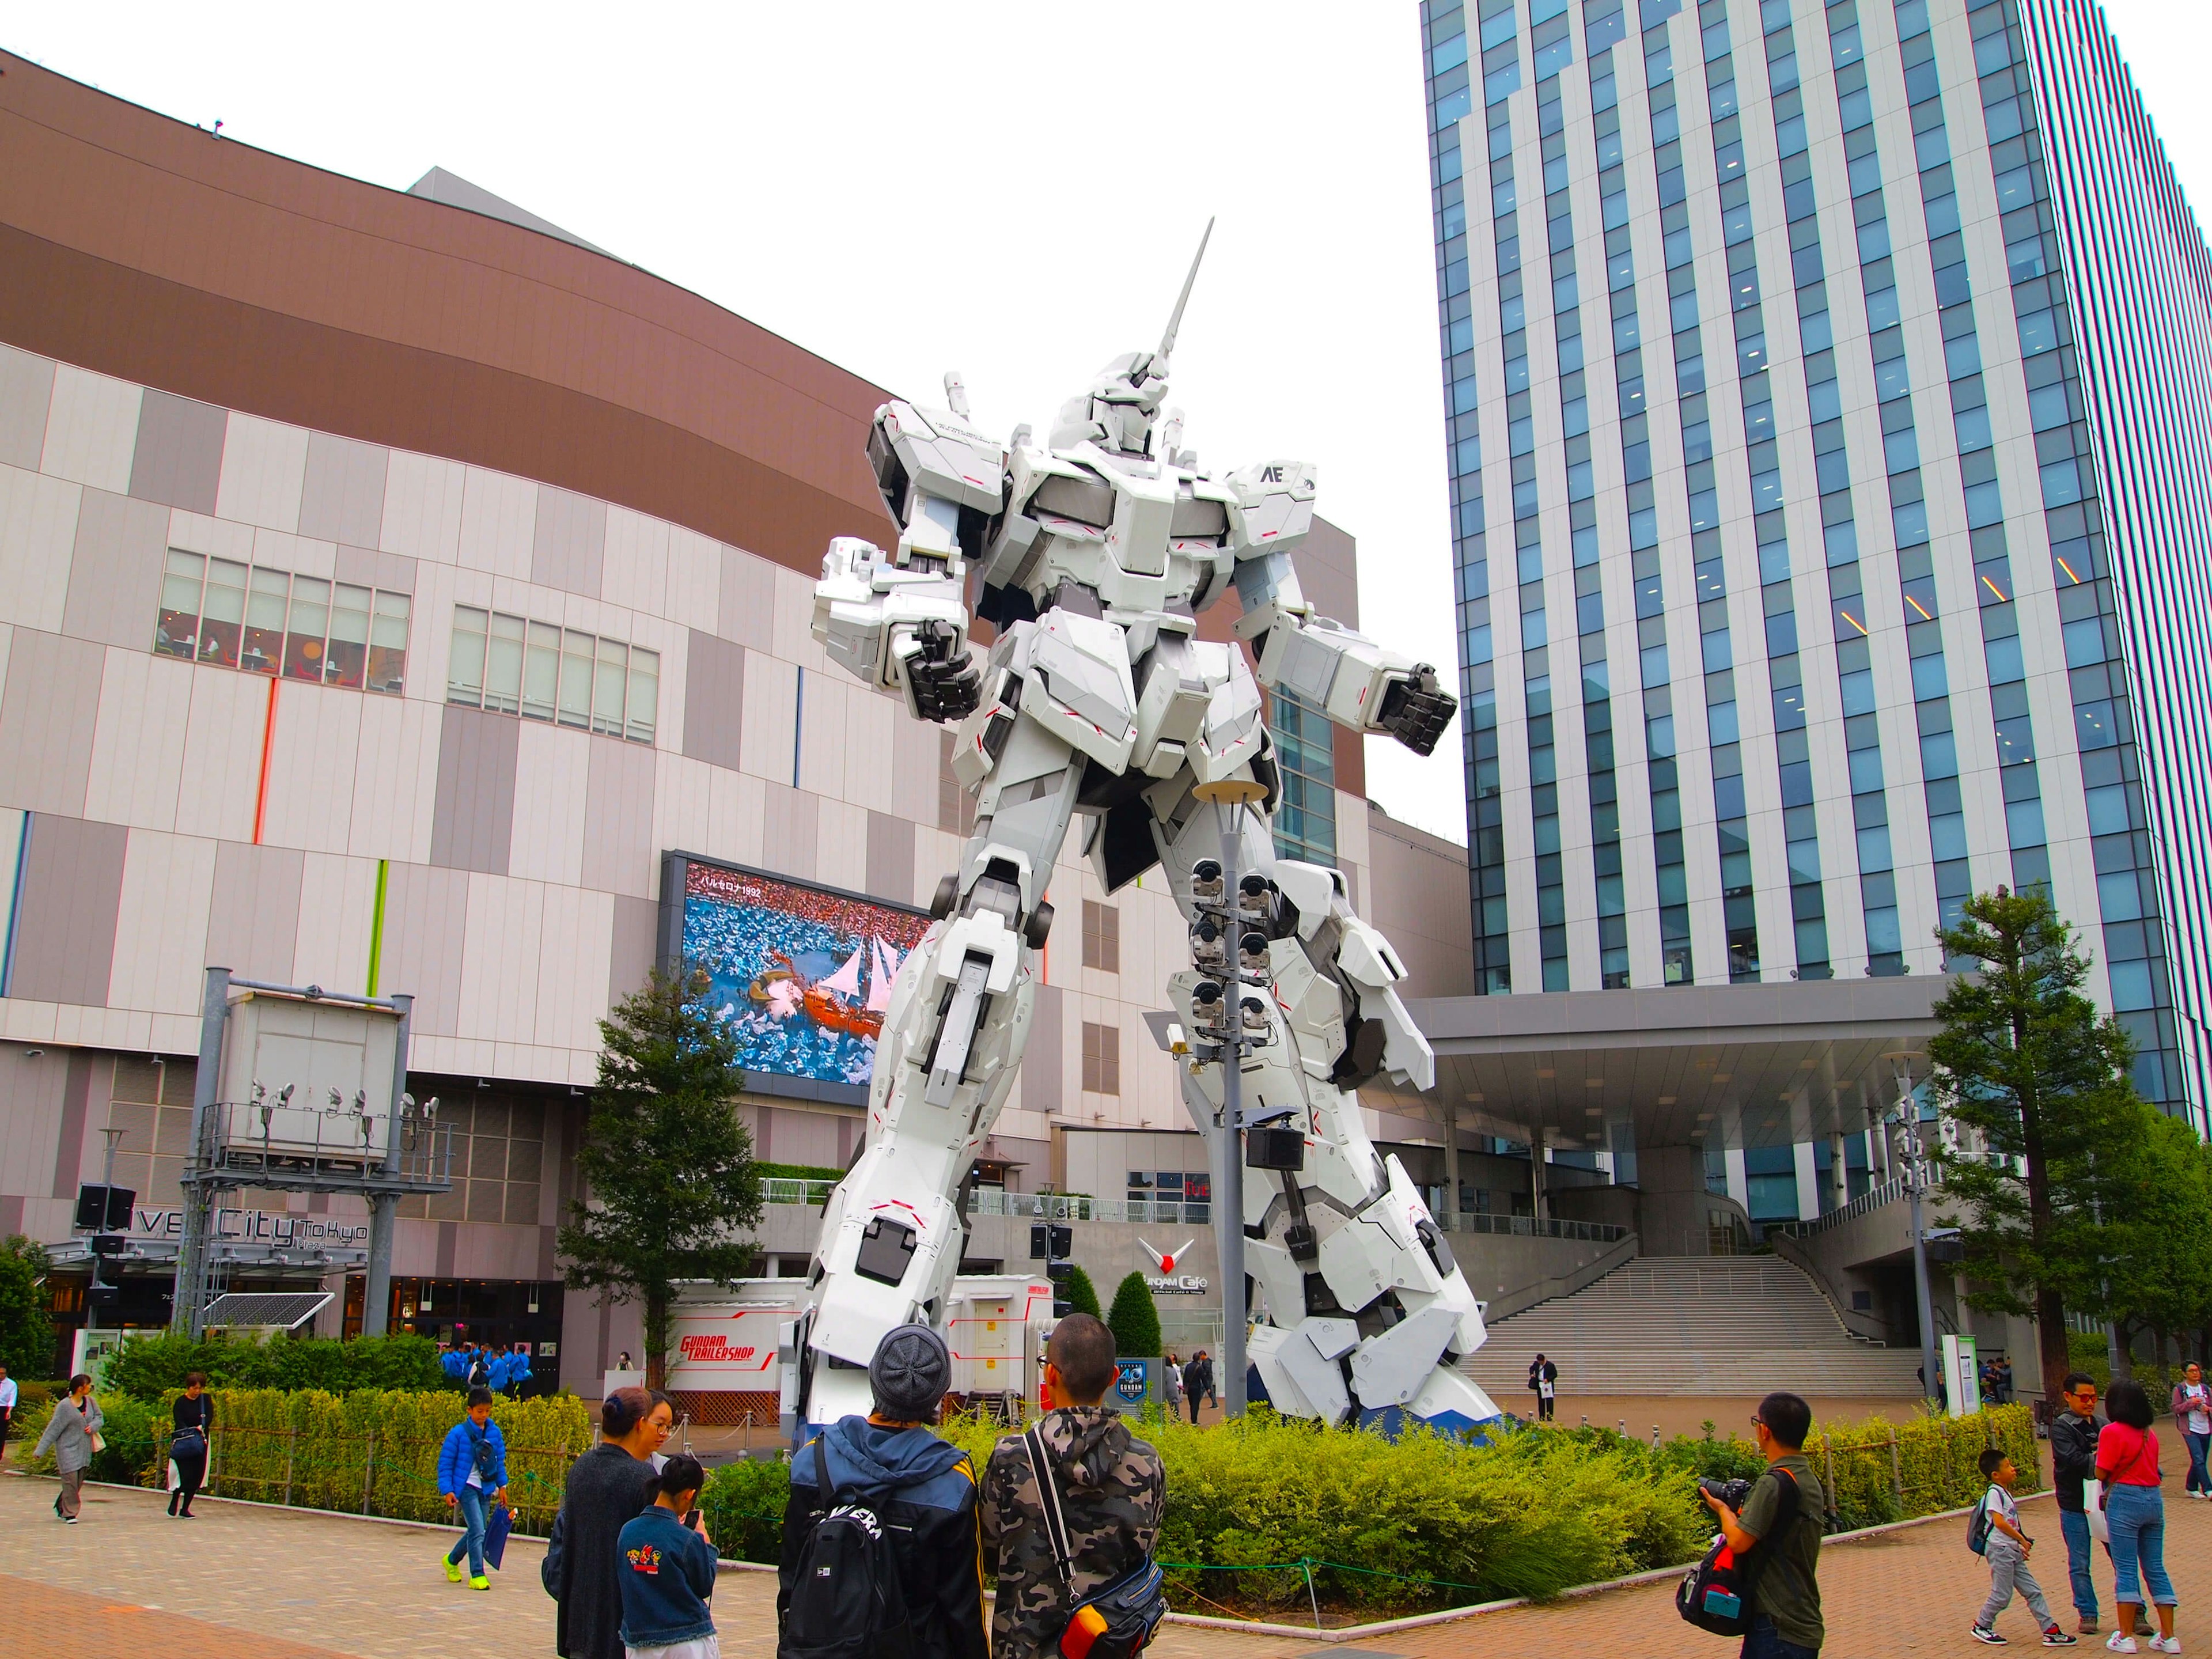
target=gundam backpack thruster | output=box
[790,224,1502,1435]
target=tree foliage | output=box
[1063,1264,1101,1321]
[0,1234,55,1380]
[1927,888,2161,1400]
[559,967,763,1388]
[1107,1271,1163,1361]
[2082,1104,2212,1365]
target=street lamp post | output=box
[1192,776,1266,1419]
[1893,1060,1941,1411]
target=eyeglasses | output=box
[1749,1415,1766,1429]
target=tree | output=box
[1064,1264,1101,1320]
[0,1235,54,1380]
[559,967,763,1388]
[1929,887,2150,1405]
[1107,1271,1163,1362]
[2085,1104,2212,1373]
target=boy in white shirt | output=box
[1973,1446,2077,1646]
[0,1363,16,1468]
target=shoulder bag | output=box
[1021,1425,1169,1659]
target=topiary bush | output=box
[1064,1265,1101,1319]
[1106,1272,1162,1364]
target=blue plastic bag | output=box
[484,1502,513,1570]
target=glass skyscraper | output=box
[1422,0,2212,1124]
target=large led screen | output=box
[680,862,931,1087]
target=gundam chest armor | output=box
[799,225,1498,1433]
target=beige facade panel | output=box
[9,815,128,1005]
[127,388,226,516]
[0,343,54,471]
[0,628,104,817]
[298,430,390,550]
[63,487,167,652]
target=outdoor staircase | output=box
[1463,1255,1930,1399]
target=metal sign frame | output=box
[172,967,454,1339]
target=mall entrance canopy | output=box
[1373,976,1952,1156]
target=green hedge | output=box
[12,1387,594,1535]
[710,1403,2039,1615]
[102,1332,450,1398]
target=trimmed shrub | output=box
[1064,1266,1101,1320]
[700,1454,793,1564]
[1107,1272,1162,1363]
[25,1387,601,1533]
[0,1234,54,1380]
[103,1332,449,1398]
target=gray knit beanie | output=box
[869,1323,951,1420]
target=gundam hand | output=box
[1376,664,1456,756]
[901,620,982,722]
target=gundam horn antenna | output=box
[1154,216,1215,374]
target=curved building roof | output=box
[0,50,896,575]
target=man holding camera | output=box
[1701,1391,1825,1657]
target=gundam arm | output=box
[810,390,1005,723]
[1221,461,1457,757]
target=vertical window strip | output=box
[1494,78,1571,993]
[1429,1,1512,993]
[1654,4,1759,982]
[1592,43,1693,986]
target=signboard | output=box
[1941,1332,1981,1419]
[1115,1359,1151,1405]
[666,1302,793,1391]
[125,1206,370,1249]
[677,860,931,1089]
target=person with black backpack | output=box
[777,1324,987,1659]
[982,1313,1167,1659]
[1687,1391,1825,1657]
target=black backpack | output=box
[1676,1468,1802,1637]
[1967,1491,1995,1556]
[779,1438,917,1659]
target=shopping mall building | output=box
[0,54,1486,1386]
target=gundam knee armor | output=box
[1158,803,1499,1433]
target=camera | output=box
[1700,1476,1753,1511]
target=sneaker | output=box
[2109,1636,2141,1653]
[1974,1627,2009,1646]
[2147,1639,2180,1655]
[64,1515,77,1524]
[2047,1634,2082,1649]
[469,1575,491,1591]
[445,1557,463,1583]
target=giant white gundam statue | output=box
[793,225,1501,1433]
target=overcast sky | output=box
[10,1,2209,847]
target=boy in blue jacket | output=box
[618,1453,718,1658]
[437,1387,510,1589]
[487,1347,511,1393]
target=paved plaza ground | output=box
[5,1446,2207,1656]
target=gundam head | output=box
[1048,218,1213,459]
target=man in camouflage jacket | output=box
[981,1313,1165,1659]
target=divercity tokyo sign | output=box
[128,1207,371,1248]
[1138,1237,1208,1295]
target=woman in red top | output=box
[2096,1380,2177,1653]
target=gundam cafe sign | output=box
[1139,1238,1207,1296]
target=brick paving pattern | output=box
[6,1451,2208,1656]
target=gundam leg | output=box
[1152,775,1502,1434]
[793,703,1081,1434]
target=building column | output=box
[1528,1127,1547,1221]
[1442,1099,1461,1222]
[1792,1140,1820,1222]
[1867,1104,1890,1183]
[1830,1129,1849,1213]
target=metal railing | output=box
[758,1179,1624,1241]
[192,1096,453,1192]
[1436,1211,1628,1243]
[1768,1176,1907,1240]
